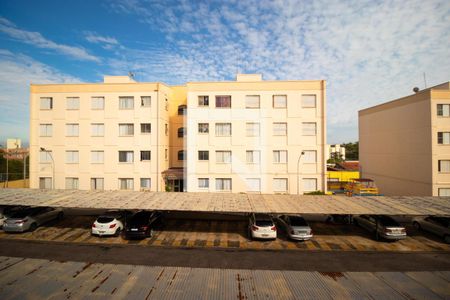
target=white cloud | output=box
[0,18,100,62]
[84,31,119,50]
[0,49,80,143]
[110,0,450,143]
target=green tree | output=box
[342,142,359,160]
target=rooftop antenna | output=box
[423,72,427,88]
[128,71,135,79]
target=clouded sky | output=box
[0,0,449,145]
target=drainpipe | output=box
[156,86,159,192]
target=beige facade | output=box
[30,74,326,194]
[359,82,450,196]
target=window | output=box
[165,97,168,111]
[141,123,151,134]
[39,150,52,163]
[140,151,151,161]
[140,178,151,189]
[66,151,79,163]
[216,178,232,191]
[91,96,104,110]
[302,150,317,163]
[39,124,52,137]
[245,95,260,108]
[438,188,450,196]
[216,151,231,163]
[165,124,168,136]
[215,123,232,136]
[198,96,209,107]
[119,124,134,136]
[178,127,185,138]
[119,96,134,109]
[40,97,53,109]
[178,150,185,161]
[303,178,317,192]
[438,132,450,145]
[178,105,187,115]
[141,96,151,107]
[65,178,79,189]
[165,149,168,160]
[273,178,288,192]
[119,178,134,190]
[438,160,450,173]
[246,178,261,192]
[39,177,52,189]
[302,94,316,108]
[91,151,104,163]
[437,104,450,117]
[66,123,79,136]
[273,95,287,108]
[198,123,209,133]
[66,97,79,110]
[119,151,134,163]
[198,178,209,189]
[196,151,209,161]
[273,150,288,163]
[273,122,287,136]
[302,122,317,136]
[91,123,104,136]
[91,178,104,190]
[215,95,231,108]
[246,123,260,137]
[246,150,260,164]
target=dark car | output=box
[124,210,164,239]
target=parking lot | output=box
[1,213,449,252]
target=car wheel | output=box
[248,228,252,240]
[374,231,380,241]
[149,229,154,237]
[444,235,450,244]
[353,219,358,226]
[29,223,37,232]
[114,228,121,237]
[413,222,421,231]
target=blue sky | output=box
[0,0,449,146]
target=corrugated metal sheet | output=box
[0,188,449,216]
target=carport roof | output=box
[0,189,449,216]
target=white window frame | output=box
[302,94,317,108]
[39,177,52,189]
[198,178,209,189]
[198,96,209,107]
[215,123,232,136]
[438,160,450,173]
[119,151,134,163]
[302,150,317,163]
[141,123,151,134]
[119,178,134,190]
[246,122,260,137]
[273,178,288,192]
[39,151,52,163]
[302,122,317,136]
[273,150,288,163]
[66,150,79,164]
[141,96,151,107]
[91,96,105,110]
[66,123,79,137]
[40,97,53,110]
[119,96,134,109]
[65,177,79,189]
[246,150,261,164]
[198,123,209,134]
[437,104,450,117]
[66,97,80,110]
[303,178,318,192]
[245,95,260,108]
[273,122,287,136]
[438,188,450,196]
[273,95,287,108]
[216,178,232,191]
[438,132,450,145]
[90,178,104,190]
[91,151,104,164]
[140,178,151,189]
[119,123,134,136]
[91,123,105,137]
[140,151,151,161]
[216,151,232,164]
[246,178,261,192]
[39,124,52,137]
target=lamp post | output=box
[296,151,305,195]
[40,147,55,189]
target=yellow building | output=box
[359,82,450,196]
[30,74,327,193]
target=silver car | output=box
[0,206,27,228]
[413,216,450,244]
[277,215,313,241]
[353,215,407,240]
[3,207,64,233]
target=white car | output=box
[91,211,128,237]
[277,215,313,241]
[248,213,277,240]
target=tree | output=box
[342,142,359,160]
[327,152,344,164]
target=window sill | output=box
[119,162,134,164]
[66,136,79,137]
[140,160,151,162]
[141,132,151,135]
[215,135,231,137]
[39,136,52,138]
[91,135,104,137]
[91,108,104,110]
[65,162,79,164]
[91,162,104,164]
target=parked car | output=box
[277,215,313,241]
[413,216,450,244]
[353,215,407,240]
[3,207,64,233]
[248,213,277,240]
[124,210,164,239]
[91,210,130,237]
[0,206,28,228]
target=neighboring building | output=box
[359,82,450,196]
[326,144,346,161]
[6,138,21,150]
[30,74,327,194]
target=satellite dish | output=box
[128,71,135,79]
[413,87,419,93]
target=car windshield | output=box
[377,216,400,227]
[129,212,150,225]
[289,217,308,226]
[10,209,36,218]
[255,220,273,227]
[97,216,115,223]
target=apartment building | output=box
[359,82,450,196]
[30,74,327,194]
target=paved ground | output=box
[0,256,449,299]
[1,215,449,252]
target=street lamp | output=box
[40,147,55,189]
[296,151,305,195]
